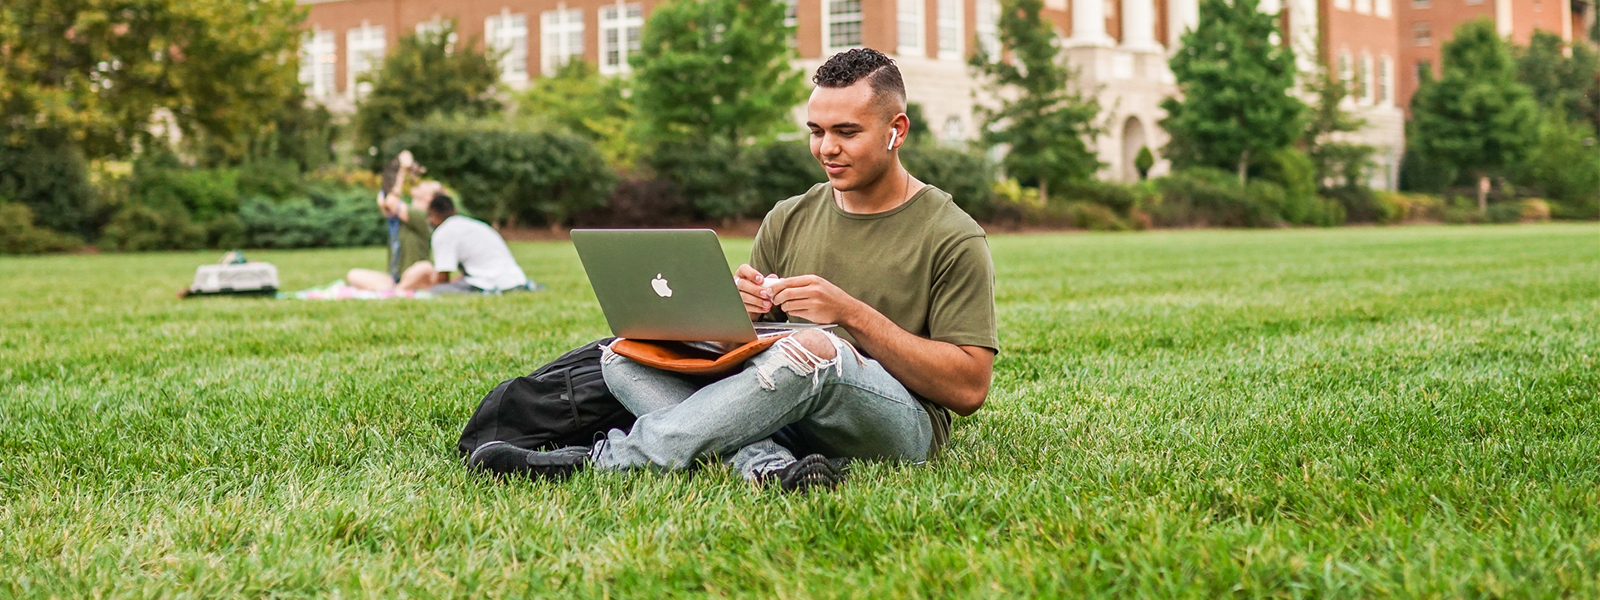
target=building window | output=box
[600,3,644,74]
[1334,0,1351,11]
[937,0,962,60]
[415,18,459,49]
[346,23,385,98]
[1338,52,1352,88]
[941,116,964,145]
[1376,56,1391,105]
[300,29,337,98]
[541,8,585,76]
[1415,60,1432,83]
[486,12,528,82]
[1375,0,1392,17]
[1359,53,1373,104]
[1355,0,1372,14]
[1411,0,1428,6]
[1413,22,1431,46]
[783,0,799,46]
[898,0,924,56]
[976,0,1000,59]
[826,0,864,53]
[1464,0,1482,4]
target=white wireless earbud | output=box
[888,128,899,150]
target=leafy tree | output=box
[1516,31,1600,135]
[387,117,616,230]
[969,0,1101,201]
[632,0,805,146]
[0,0,306,160]
[354,23,501,166]
[1303,54,1375,192]
[1409,19,1540,210]
[631,0,806,219]
[518,60,641,170]
[1161,0,1304,184]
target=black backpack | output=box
[456,338,637,457]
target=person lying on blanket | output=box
[467,48,997,492]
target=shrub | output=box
[1372,191,1444,223]
[574,178,692,228]
[391,118,616,228]
[0,136,96,237]
[1519,198,1552,222]
[1485,201,1523,223]
[1150,168,1276,227]
[1053,179,1143,215]
[746,141,824,217]
[900,146,996,219]
[128,155,242,223]
[99,203,207,252]
[1441,195,1487,224]
[645,138,751,221]
[1064,201,1128,231]
[0,202,84,254]
[990,179,1046,226]
[238,186,388,249]
[1512,114,1600,216]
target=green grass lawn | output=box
[2,224,1597,597]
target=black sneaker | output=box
[467,441,591,480]
[764,454,847,493]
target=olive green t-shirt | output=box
[395,207,432,274]
[750,183,998,457]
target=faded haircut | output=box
[812,48,907,117]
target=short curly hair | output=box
[812,48,906,115]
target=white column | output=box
[1121,0,1160,51]
[1068,0,1112,46]
[1166,0,1198,49]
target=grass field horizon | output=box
[3,223,1597,597]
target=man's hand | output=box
[768,275,864,327]
[734,264,774,320]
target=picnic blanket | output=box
[278,280,433,301]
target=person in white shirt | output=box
[425,194,538,294]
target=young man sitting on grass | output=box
[424,195,539,294]
[468,49,997,491]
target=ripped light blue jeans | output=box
[594,332,932,479]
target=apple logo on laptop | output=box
[651,273,673,298]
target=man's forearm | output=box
[840,303,993,416]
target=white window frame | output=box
[1360,53,1374,104]
[783,0,799,47]
[599,2,645,75]
[486,10,529,83]
[1375,0,1392,17]
[1413,22,1431,46]
[541,7,585,76]
[1376,55,1392,105]
[824,0,864,54]
[899,0,925,56]
[1355,0,1372,14]
[346,23,385,98]
[300,29,337,98]
[937,0,963,61]
[976,0,1001,59]
[1334,0,1351,11]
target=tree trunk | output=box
[1039,179,1049,204]
[1238,150,1251,186]
[1476,175,1490,213]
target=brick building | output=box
[298,0,1594,188]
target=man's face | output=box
[807,82,900,192]
[411,181,442,211]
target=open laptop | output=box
[571,229,827,344]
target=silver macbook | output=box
[571,229,825,344]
